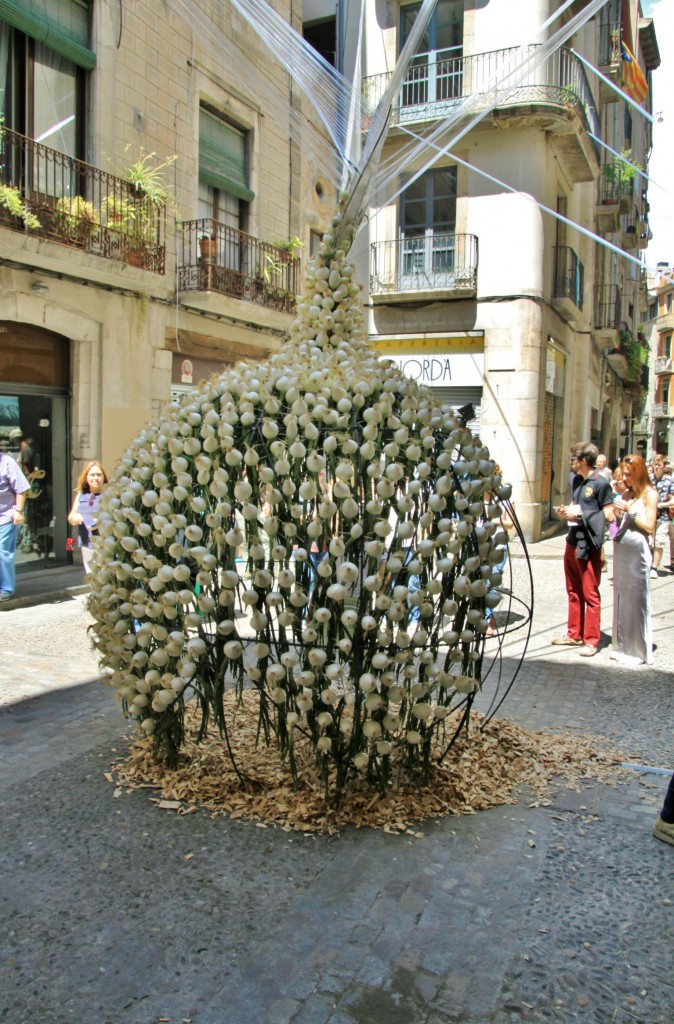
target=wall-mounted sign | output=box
[384,353,484,388]
[371,336,485,389]
[181,359,193,384]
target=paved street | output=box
[1,539,673,1024]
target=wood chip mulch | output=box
[108,692,632,835]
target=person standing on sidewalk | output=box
[552,442,614,657]
[67,461,108,575]
[0,448,30,601]
[609,455,657,667]
[650,456,674,576]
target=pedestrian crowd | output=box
[552,441,674,850]
[0,437,108,600]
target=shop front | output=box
[0,323,71,573]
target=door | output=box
[400,168,457,288]
[399,0,464,115]
[0,391,69,570]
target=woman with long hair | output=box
[610,454,658,666]
[67,461,108,574]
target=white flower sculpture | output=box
[88,196,512,800]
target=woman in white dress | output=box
[610,455,658,666]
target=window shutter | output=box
[0,0,95,68]
[199,108,254,203]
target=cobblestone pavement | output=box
[0,546,673,1024]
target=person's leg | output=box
[0,520,17,596]
[654,773,674,846]
[661,774,674,823]
[579,549,603,648]
[563,544,583,641]
[652,520,666,569]
[669,521,674,571]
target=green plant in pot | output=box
[107,148,179,267]
[0,184,40,230]
[603,148,642,204]
[262,235,304,284]
[54,195,99,245]
[199,233,217,261]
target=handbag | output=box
[612,513,630,543]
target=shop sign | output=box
[384,353,484,388]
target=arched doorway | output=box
[0,322,70,571]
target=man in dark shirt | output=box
[552,442,615,657]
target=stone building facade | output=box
[336,0,658,539]
[0,0,330,575]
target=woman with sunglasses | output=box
[610,454,657,666]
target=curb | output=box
[0,585,89,612]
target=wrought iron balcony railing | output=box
[178,219,300,313]
[594,284,620,332]
[553,245,584,311]
[652,402,669,418]
[655,355,672,374]
[370,233,478,295]
[0,125,166,272]
[362,45,600,148]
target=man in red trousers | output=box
[552,442,615,657]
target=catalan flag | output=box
[621,40,648,105]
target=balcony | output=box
[633,416,650,434]
[657,312,674,332]
[0,126,166,273]
[552,245,584,322]
[655,356,672,374]
[178,219,299,314]
[370,233,478,301]
[620,214,639,250]
[593,284,620,345]
[653,402,670,419]
[597,21,621,102]
[362,46,600,181]
[596,163,634,234]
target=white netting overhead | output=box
[169,0,669,280]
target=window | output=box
[648,300,658,320]
[399,1,464,109]
[0,1,93,162]
[666,293,673,314]
[400,167,457,282]
[303,17,336,67]
[198,106,254,271]
[198,107,253,231]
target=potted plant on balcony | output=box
[270,235,304,262]
[261,235,304,292]
[603,149,642,210]
[105,148,178,268]
[199,233,217,262]
[53,195,99,247]
[0,184,40,230]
